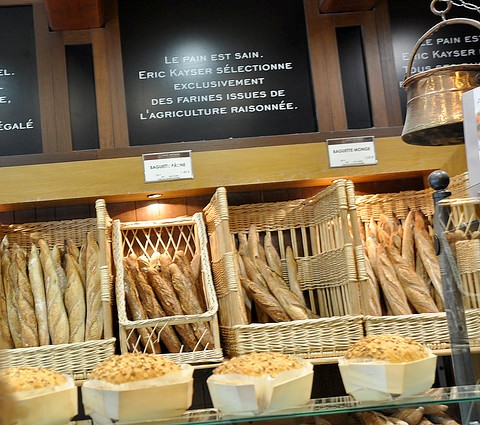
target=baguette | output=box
[388,250,439,314]
[413,220,444,303]
[0,245,14,348]
[173,250,206,311]
[402,210,416,269]
[168,263,215,347]
[285,246,306,306]
[3,248,22,347]
[364,252,383,316]
[247,224,260,260]
[239,276,290,322]
[124,256,182,353]
[254,257,309,321]
[122,259,159,353]
[28,243,49,345]
[51,245,68,295]
[13,245,39,347]
[38,238,70,345]
[376,244,412,316]
[264,232,282,276]
[85,232,103,340]
[64,253,86,342]
[143,266,199,351]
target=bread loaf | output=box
[0,246,14,348]
[239,276,290,322]
[168,263,215,348]
[85,232,103,340]
[401,209,416,269]
[3,248,22,348]
[1,366,68,392]
[28,243,50,346]
[376,244,412,316]
[122,259,158,353]
[64,253,86,342]
[144,266,199,351]
[173,250,206,311]
[345,334,431,363]
[264,232,282,276]
[285,246,306,306]
[38,239,69,345]
[13,245,39,347]
[124,256,182,353]
[51,245,68,295]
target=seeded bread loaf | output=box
[213,352,304,377]
[344,334,430,363]
[88,353,182,384]
[0,367,67,392]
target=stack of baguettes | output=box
[234,223,317,323]
[361,209,444,316]
[0,231,103,349]
[121,249,215,353]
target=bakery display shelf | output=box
[71,385,480,425]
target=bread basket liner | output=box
[11,376,77,425]
[206,358,313,416]
[82,364,194,422]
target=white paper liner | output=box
[207,358,313,416]
[338,353,437,402]
[82,364,195,423]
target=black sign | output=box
[0,6,42,155]
[388,0,480,118]
[118,0,317,146]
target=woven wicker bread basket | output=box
[0,199,116,381]
[355,172,480,351]
[112,212,223,364]
[203,179,367,359]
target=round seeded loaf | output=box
[344,334,430,363]
[0,366,68,392]
[213,352,303,377]
[88,353,182,384]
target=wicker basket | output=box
[355,172,480,350]
[203,180,366,359]
[0,199,116,381]
[112,213,223,364]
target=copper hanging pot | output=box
[401,16,480,146]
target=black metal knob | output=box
[428,169,450,191]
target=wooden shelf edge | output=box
[0,136,466,211]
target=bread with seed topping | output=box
[0,367,67,392]
[344,334,430,363]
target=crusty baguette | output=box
[388,250,439,314]
[376,244,412,316]
[28,243,50,346]
[264,232,282,276]
[237,233,249,256]
[13,245,39,347]
[247,223,260,260]
[85,232,103,340]
[363,251,383,316]
[0,245,14,348]
[239,276,290,322]
[124,256,182,353]
[168,262,215,348]
[391,406,424,425]
[413,218,444,303]
[254,257,309,321]
[402,209,416,269]
[144,266,199,351]
[285,246,306,306]
[122,260,159,353]
[64,253,86,342]
[173,250,206,311]
[3,248,22,348]
[51,245,68,295]
[38,238,70,345]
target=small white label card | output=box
[142,150,193,183]
[327,136,377,168]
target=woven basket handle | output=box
[404,17,480,80]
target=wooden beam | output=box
[42,0,104,31]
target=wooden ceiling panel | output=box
[43,0,104,31]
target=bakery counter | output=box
[68,385,480,425]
